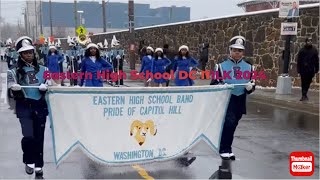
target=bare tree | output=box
[1,23,19,40]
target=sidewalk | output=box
[123,64,319,115]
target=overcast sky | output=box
[0,0,244,24]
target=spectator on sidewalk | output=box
[163,44,177,87]
[199,42,209,79]
[297,37,319,101]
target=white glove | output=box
[46,80,53,86]
[10,84,21,91]
[116,55,121,60]
[147,78,152,83]
[136,72,140,75]
[39,84,48,91]
[245,84,253,91]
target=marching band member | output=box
[172,45,199,86]
[171,45,198,165]
[56,40,65,86]
[152,48,171,87]
[66,39,80,86]
[40,39,49,67]
[110,38,125,86]
[46,45,64,86]
[103,39,109,61]
[97,42,106,59]
[139,46,154,87]
[80,43,113,87]
[210,36,255,160]
[7,36,49,178]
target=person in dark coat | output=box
[163,44,177,86]
[199,42,209,77]
[297,37,319,101]
[7,36,49,178]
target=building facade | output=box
[237,0,319,12]
[25,0,190,39]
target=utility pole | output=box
[74,0,78,36]
[40,0,43,35]
[35,0,38,40]
[282,18,293,75]
[49,0,53,36]
[128,0,135,70]
[27,3,31,37]
[0,0,2,41]
[102,0,106,32]
[24,8,28,36]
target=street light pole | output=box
[102,0,106,32]
[128,0,135,70]
[49,0,53,36]
[77,10,84,26]
[0,0,2,40]
[40,0,43,35]
[74,0,77,36]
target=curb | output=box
[248,94,319,115]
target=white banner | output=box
[46,85,233,166]
[279,0,300,18]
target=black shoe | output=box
[35,169,44,179]
[229,153,236,161]
[25,164,34,175]
[177,157,196,167]
[300,96,306,101]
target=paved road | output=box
[0,62,318,179]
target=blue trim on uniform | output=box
[46,87,233,165]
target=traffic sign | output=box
[76,25,87,35]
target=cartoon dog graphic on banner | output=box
[130,120,157,146]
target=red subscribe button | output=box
[290,152,314,176]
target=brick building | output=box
[237,0,319,12]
